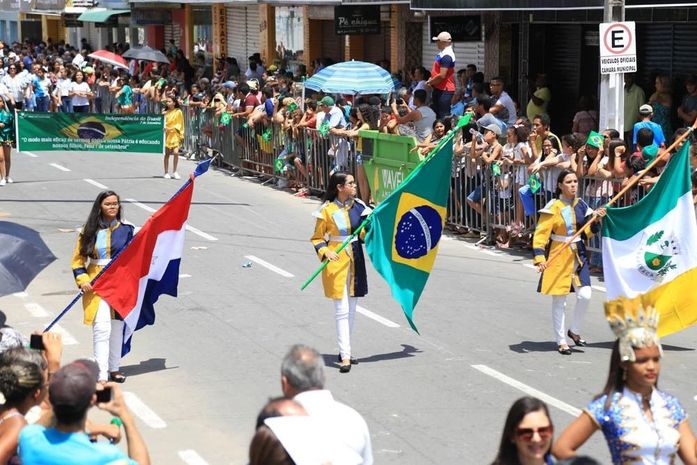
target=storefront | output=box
[19,0,66,43]
[0,0,20,44]
[411,0,697,134]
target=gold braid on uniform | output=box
[605,297,662,362]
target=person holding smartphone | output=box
[71,191,134,383]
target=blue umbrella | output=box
[304,60,395,95]
[0,221,56,297]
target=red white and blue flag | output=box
[92,160,211,355]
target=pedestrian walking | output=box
[71,191,134,383]
[0,96,15,186]
[532,169,606,355]
[162,96,184,179]
[310,173,371,373]
[491,397,555,465]
[553,302,697,464]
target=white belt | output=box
[329,235,357,243]
[90,258,111,266]
[550,234,580,243]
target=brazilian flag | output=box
[364,122,460,331]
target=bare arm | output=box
[552,412,598,460]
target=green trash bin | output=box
[359,130,420,203]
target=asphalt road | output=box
[2,148,697,464]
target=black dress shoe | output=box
[339,362,351,373]
[558,345,572,355]
[338,354,358,365]
[567,330,587,347]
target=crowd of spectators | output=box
[2,38,697,261]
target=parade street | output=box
[2,150,697,464]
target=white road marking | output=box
[23,151,39,158]
[244,255,294,278]
[472,364,581,417]
[592,285,607,293]
[185,224,218,241]
[49,163,71,172]
[123,392,167,429]
[523,263,537,269]
[357,305,401,328]
[84,179,109,189]
[178,450,210,465]
[24,303,48,318]
[125,198,218,241]
[51,324,78,345]
[179,274,191,278]
[12,292,28,299]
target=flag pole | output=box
[300,114,472,290]
[543,120,697,269]
[43,158,213,332]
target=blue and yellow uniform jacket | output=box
[71,220,134,324]
[311,199,371,299]
[533,197,598,295]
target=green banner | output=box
[17,112,164,153]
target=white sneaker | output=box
[0,179,5,186]
[163,173,171,179]
[172,172,181,180]
[5,177,12,183]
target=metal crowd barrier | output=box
[176,108,650,258]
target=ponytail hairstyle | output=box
[323,172,351,202]
[79,191,122,257]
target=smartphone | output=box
[29,334,44,351]
[96,387,112,403]
[396,98,404,105]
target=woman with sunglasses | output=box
[553,301,697,464]
[491,397,555,465]
[310,172,371,373]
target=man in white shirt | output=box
[280,344,373,465]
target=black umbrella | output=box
[0,221,56,297]
[122,46,170,64]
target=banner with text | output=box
[17,113,164,153]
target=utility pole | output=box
[598,0,625,133]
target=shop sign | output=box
[334,5,380,35]
[0,0,20,10]
[599,21,637,75]
[130,8,171,26]
[429,15,481,42]
[69,0,96,7]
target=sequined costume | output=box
[585,387,686,464]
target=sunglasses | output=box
[515,425,553,442]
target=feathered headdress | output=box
[605,296,662,362]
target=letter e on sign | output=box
[599,21,637,75]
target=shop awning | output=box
[410,0,697,9]
[77,8,129,22]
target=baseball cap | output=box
[319,96,335,107]
[432,31,452,42]
[639,104,653,115]
[483,123,501,136]
[248,79,259,91]
[223,80,237,89]
[49,359,99,415]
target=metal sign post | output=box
[598,0,626,134]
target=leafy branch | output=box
[647,231,664,246]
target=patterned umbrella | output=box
[304,60,395,95]
[88,50,129,70]
[0,221,56,297]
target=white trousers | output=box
[93,299,124,381]
[552,286,591,345]
[333,274,357,360]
